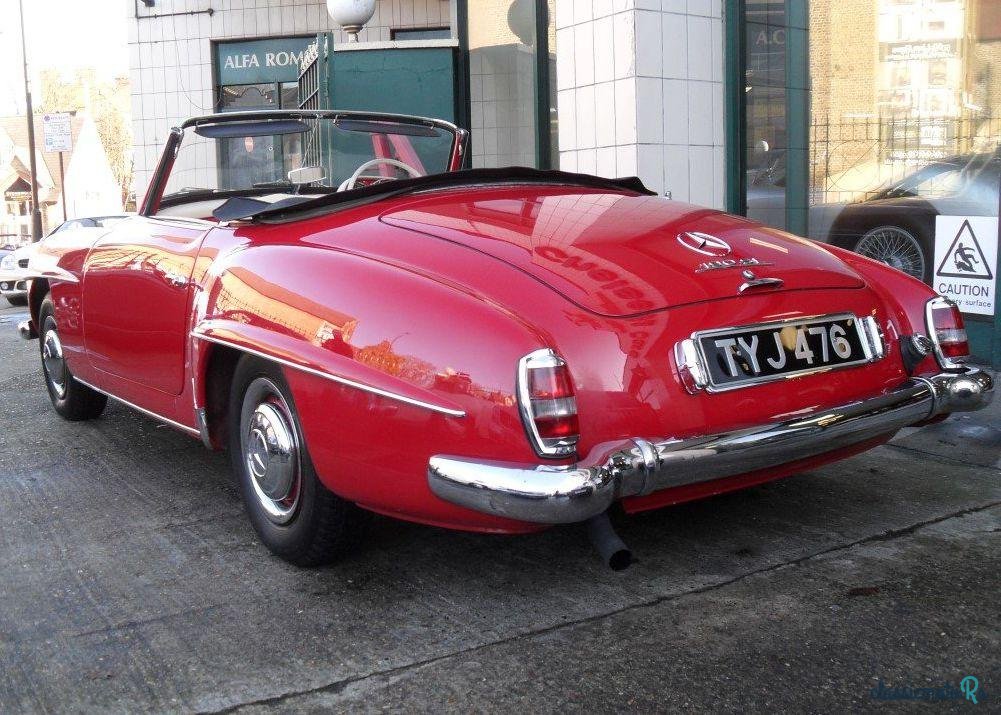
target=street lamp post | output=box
[18,0,43,242]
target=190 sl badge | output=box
[696,257,771,273]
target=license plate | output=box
[696,314,872,390]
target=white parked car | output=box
[0,244,33,307]
[0,216,129,307]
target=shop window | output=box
[738,0,1000,285]
[806,0,1000,295]
[215,82,303,190]
[208,37,315,191]
[734,0,999,360]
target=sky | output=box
[0,0,130,115]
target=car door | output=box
[82,215,209,395]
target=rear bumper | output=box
[428,368,994,524]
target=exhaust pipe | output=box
[17,320,37,341]
[586,512,633,571]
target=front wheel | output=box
[853,225,930,282]
[38,295,107,421]
[228,356,368,566]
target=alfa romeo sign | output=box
[934,215,998,316]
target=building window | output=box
[391,27,451,41]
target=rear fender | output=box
[823,243,940,373]
[190,241,550,529]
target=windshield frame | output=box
[140,110,467,217]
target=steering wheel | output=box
[340,158,423,191]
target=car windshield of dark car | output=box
[158,117,455,216]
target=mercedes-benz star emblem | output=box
[677,231,732,257]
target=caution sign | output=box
[934,216,998,316]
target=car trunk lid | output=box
[380,187,865,318]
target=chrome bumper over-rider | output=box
[428,368,994,524]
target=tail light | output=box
[518,349,579,458]
[925,297,969,369]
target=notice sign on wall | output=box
[934,215,998,316]
[42,113,73,153]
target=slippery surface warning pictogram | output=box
[936,219,994,280]
[934,215,998,317]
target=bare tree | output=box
[40,69,134,206]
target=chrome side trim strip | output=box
[73,377,202,437]
[190,332,466,418]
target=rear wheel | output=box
[853,225,929,282]
[228,356,368,566]
[38,295,107,420]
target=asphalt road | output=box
[0,300,998,713]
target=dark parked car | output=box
[825,152,1001,282]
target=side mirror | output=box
[288,166,325,185]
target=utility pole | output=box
[18,0,43,242]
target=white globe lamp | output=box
[326,0,377,42]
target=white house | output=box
[0,112,122,244]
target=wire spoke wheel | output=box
[854,226,926,280]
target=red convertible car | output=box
[18,111,993,568]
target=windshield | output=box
[159,114,457,208]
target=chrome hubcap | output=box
[856,227,925,280]
[242,381,301,524]
[42,329,67,398]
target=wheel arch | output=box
[183,239,553,529]
[28,278,50,325]
[196,340,243,450]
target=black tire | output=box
[228,355,368,566]
[38,295,107,421]
[851,223,932,283]
[5,294,28,307]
